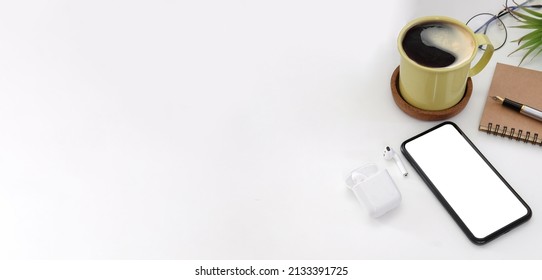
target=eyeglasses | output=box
[466,0,542,50]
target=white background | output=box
[0,0,541,259]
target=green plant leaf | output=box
[533,44,542,59]
[510,37,539,56]
[511,25,542,30]
[512,10,539,22]
[514,29,542,44]
[517,5,542,19]
[510,7,542,65]
[518,40,542,65]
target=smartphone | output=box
[401,122,531,245]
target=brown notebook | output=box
[479,63,542,145]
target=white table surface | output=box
[1,0,541,259]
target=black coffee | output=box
[402,22,473,68]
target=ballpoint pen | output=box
[491,96,542,122]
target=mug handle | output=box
[469,34,494,77]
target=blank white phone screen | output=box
[403,123,528,239]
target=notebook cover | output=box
[479,63,542,144]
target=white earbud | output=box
[383,146,408,177]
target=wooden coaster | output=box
[390,66,472,121]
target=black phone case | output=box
[401,121,532,245]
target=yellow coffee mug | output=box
[397,16,493,111]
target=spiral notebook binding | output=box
[484,122,542,145]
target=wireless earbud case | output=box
[346,164,402,218]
